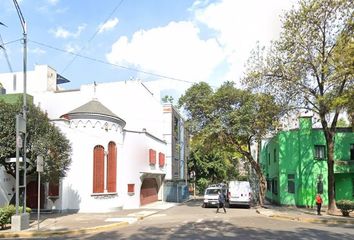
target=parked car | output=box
[202,184,227,208]
[227,180,252,207]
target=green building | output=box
[260,116,354,207]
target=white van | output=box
[227,181,252,207]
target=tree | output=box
[179,82,281,205]
[0,99,72,183]
[244,0,353,212]
[161,95,174,104]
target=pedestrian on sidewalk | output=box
[216,190,226,213]
[315,194,323,215]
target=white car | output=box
[202,186,227,208]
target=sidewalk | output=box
[0,201,178,238]
[256,203,354,225]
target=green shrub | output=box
[336,200,354,217]
[0,205,31,229]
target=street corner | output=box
[0,221,129,239]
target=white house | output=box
[0,65,189,212]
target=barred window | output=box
[288,174,295,194]
[314,145,325,160]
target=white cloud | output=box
[106,21,224,84]
[64,43,80,53]
[29,47,46,55]
[47,0,59,5]
[98,18,119,34]
[50,24,86,39]
[194,0,297,83]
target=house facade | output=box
[162,104,189,202]
[260,116,354,207]
[0,65,189,212]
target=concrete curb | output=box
[0,203,177,238]
[256,209,354,225]
[0,221,129,238]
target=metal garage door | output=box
[140,178,158,205]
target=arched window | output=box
[93,145,105,193]
[107,141,117,192]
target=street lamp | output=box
[11,0,29,231]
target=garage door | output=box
[140,178,158,205]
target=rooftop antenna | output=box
[93,81,97,100]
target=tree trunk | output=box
[326,133,337,213]
[240,148,266,207]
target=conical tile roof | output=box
[61,99,126,127]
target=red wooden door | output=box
[140,178,158,205]
[26,181,45,209]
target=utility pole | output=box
[11,0,29,231]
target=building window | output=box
[149,149,156,165]
[288,174,295,194]
[314,145,325,160]
[48,182,59,197]
[272,178,278,195]
[158,152,165,167]
[93,142,117,194]
[268,153,270,165]
[267,179,271,192]
[107,142,117,193]
[274,149,276,162]
[350,144,354,160]
[93,145,105,193]
[128,184,135,195]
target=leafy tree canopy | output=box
[0,98,72,183]
[243,0,353,211]
[179,81,281,204]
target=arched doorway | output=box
[140,178,158,205]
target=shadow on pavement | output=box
[56,218,353,240]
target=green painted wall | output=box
[261,117,354,207]
[0,93,33,105]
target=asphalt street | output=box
[7,199,354,240]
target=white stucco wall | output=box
[0,167,15,207]
[0,65,175,212]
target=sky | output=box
[0,0,298,102]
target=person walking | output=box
[315,194,323,215]
[216,190,226,213]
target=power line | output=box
[0,34,14,72]
[61,0,125,74]
[30,39,196,84]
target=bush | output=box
[0,205,31,229]
[336,200,354,217]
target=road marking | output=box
[149,214,166,218]
[105,218,137,224]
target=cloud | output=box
[47,0,59,5]
[29,47,46,55]
[50,24,86,39]
[106,21,224,83]
[98,18,119,34]
[64,43,80,53]
[194,0,297,82]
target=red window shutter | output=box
[48,182,59,196]
[128,184,135,193]
[149,149,156,165]
[159,152,165,167]
[107,142,117,192]
[93,145,105,193]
